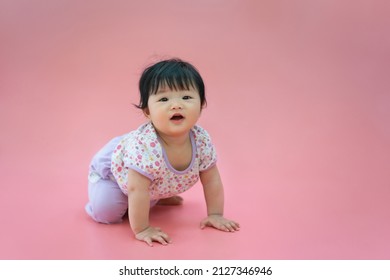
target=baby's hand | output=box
[135,226,172,247]
[200,215,240,232]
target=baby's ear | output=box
[143,108,150,118]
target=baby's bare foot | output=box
[157,196,183,206]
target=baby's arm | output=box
[127,169,171,246]
[200,165,240,232]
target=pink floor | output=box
[1,0,390,260]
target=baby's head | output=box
[137,58,206,110]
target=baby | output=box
[85,58,240,246]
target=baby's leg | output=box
[85,177,128,224]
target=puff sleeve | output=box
[194,126,218,172]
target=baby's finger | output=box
[226,221,240,231]
[144,237,154,247]
[154,235,169,245]
[231,221,240,230]
[223,222,236,232]
[216,223,230,232]
[160,232,172,243]
[199,219,208,229]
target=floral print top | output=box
[111,122,217,200]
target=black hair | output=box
[136,58,206,110]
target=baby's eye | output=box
[183,96,193,100]
[158,97,168,102]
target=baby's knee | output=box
[85,202,125,224]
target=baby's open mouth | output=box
[170,114,184,120]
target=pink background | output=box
[1,0,389,259]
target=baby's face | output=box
[144,87,201,138]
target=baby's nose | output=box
[171,99,183,109]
